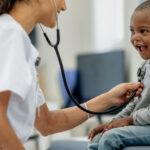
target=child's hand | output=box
[88,116,133,141]
[88,124,108,141]
[100,116,133,135]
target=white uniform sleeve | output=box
[36,86,46,107]
[0,27,32,100]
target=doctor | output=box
[0,0,143,149]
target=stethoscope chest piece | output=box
[137,67,146,82]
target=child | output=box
[88,1,150,150]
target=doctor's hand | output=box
[107,82,143,106]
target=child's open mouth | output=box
[136,45,148,54]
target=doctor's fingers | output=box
[126,87,143,100]
[125,83,143,92]
[135,87,143,96]
[126,83,143,97]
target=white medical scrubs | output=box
[0,14,45,143]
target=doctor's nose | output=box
[61,0,67,11]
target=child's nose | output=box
[131,33,141,44]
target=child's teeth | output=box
[141,46,143,50]
[139,46,147,52]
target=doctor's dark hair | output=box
[0,0,23,15]
[135,0,150,12]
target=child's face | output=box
[130,9,150,60]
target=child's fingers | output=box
[88,128,103,140]
[88,132,97,141]
[101,126,108,135]
[88,134,91,139]
[88,133,92,140]
[89,134,94,141]
[88,130,96,140]
[101,129,106,135]
[88,124,107,140]
[101,123,114,135]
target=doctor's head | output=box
[130,0,150,60]
[0,0,66,28]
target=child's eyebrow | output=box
[129,26,150,29]
[138,26,149,29]
[129,26,133,29]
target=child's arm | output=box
[0,91,25,150]
[133,107,150,125]
[113,97,139,119]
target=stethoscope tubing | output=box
[40,0,139,115]
[54,44,138,115]
[41,28,138,115]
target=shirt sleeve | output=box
[0,27,32,100]
[133,107,150,125]
[113,98,139,119]
[36,86,46,107]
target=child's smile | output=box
[136,45,148,56]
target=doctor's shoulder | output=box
[0,13,27,40]
[0,13,31,52]
[0,14,35,71]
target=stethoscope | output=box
[39,0,145,115]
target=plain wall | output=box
[36,0,95,102]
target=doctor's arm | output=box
[34,83,143,136]
[35,92,112,136]
[0,91,25,150]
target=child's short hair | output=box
[135,0,150,11]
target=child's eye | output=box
[130,29,135,34]
[140,29,148,34]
